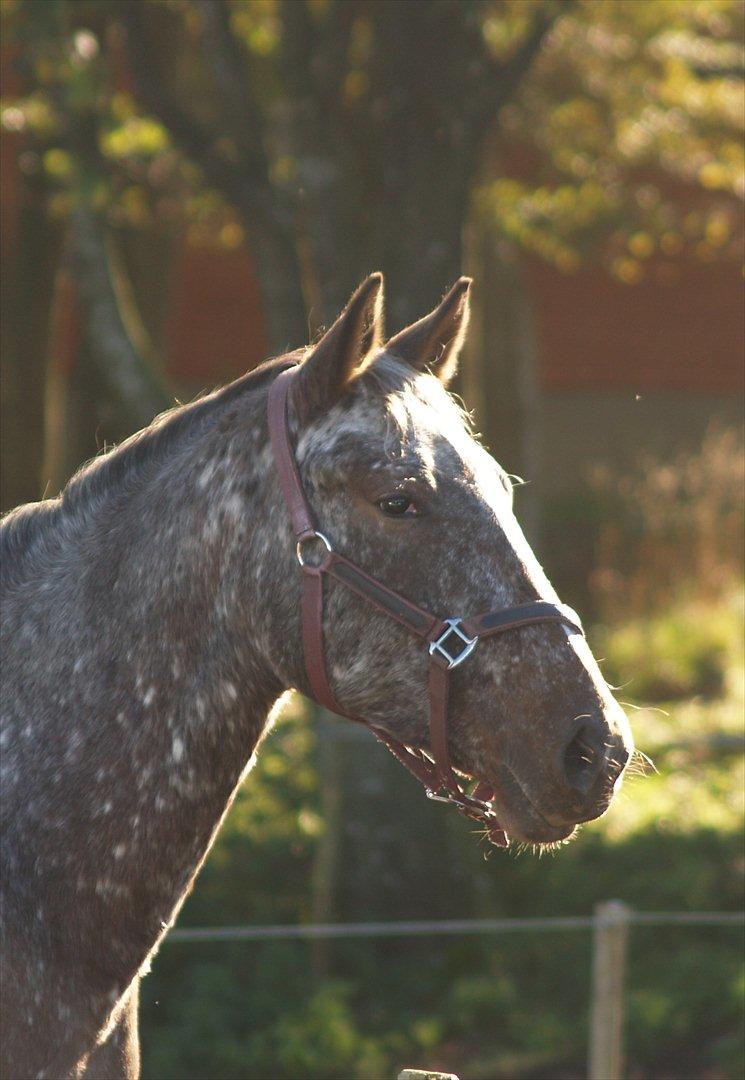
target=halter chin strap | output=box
[267,365,584,847]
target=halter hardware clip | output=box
[428,618,478,669]
[426,788,469,809]
[426,787,499,818]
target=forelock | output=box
[299,350,484,486]
[360,351,476,443]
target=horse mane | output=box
[0,353,300,583]
[1,347,473,586]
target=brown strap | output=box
[267,367,317,540]
[373,728,441,791]
[428,660,455,789]
[326,553,440,639]
[464,601,582,639]
[300,567,345,714]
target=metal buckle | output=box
[296,531,333,567]
[426,788,470,810]
[428,618,478,669]
[426,787,499,818]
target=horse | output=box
[0,274,632,1078]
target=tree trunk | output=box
[461,218,542,538]
[68,207,172,431]
[1,192,60,511]
[41,210,176,498]
[125,0,310,356]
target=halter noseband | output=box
[267,365,584,846]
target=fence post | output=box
[588,900,631,1080]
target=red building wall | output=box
[527,257,744,394]
[162,240,267,386]
[160,242,743,395]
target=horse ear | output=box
[295,273,384,419]
[385,277,471,385]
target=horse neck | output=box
[1,385,285,981]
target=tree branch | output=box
[69,205,172,429]
[195,1,279,207]
[467,1,569,147]
[123,0,279,232]
[122,0,308,351]
[281,0,356,120]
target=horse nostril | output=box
[563,720,607,795]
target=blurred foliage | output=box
[478,0,745,279]
[544,425,745,621]
[598,592,743,701]
[589,426,744,618]
[1,0,231,238]
[2,0,743,275]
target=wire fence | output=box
[165,907,743,1080]
[167,910,743,942]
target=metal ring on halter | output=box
[296,531,333,567]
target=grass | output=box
[588,592,744,844]
[594,591,744,703]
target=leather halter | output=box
[267,365,584,846]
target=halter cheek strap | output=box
[267,365,584,847]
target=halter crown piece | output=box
[267,365,584,847]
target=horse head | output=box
[259,274,633,846]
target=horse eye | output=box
[377,493,418,518]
